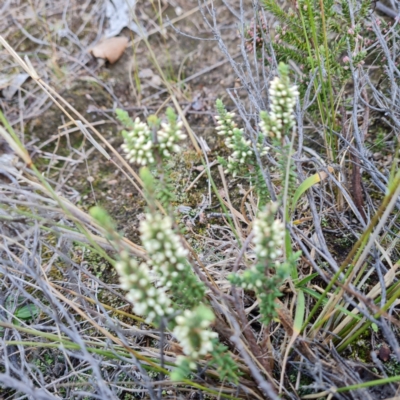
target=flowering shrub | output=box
[120,116,154,166]
[173,306,218,367]
[259,66,299,141]
[139,213,205,309]
[213,64,300,323]
[216,62,298,204]
[243,0,377,101]
[263,62,298,200]
[215,101,255,176]
[116,107,186,166]
[253,203,285,262]
[157,108,186,157]
[115,252,174,324]
[111,62,301,385]
[245,11,268,53]
[229,202,297,324]
[91,202,229,380]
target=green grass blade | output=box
[294,290,305,334]
[290,167,333,216]
[294,273,319,288]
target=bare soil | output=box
[1,0,246,243]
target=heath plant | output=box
[247,0,375,160]
[117,107,186,209]
[107,62,303,389]
[217,62,299,214]
[228,202,299,325]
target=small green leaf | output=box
[294,273,319,288]
[15,304,39,320]
[302,287,322,300]
[147,114,160,129]
[371,323,379,333]
[90,206,115,230]
[293,290,305,334]
[290,166,334,216]
[116,108,135,129]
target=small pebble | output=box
[373,152,382,160]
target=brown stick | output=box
[351,90,370,223]
[351,151,367,222]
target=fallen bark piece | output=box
[90,37,129,64]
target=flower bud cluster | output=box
[173,306,218,369]
[235,202,285,291]
[245,13,267,53]
[215,100,258,176]
[121,108,186,166]
[140,213,205,308]
[115,252,174,324]
[228,202,292,324]
[253,202,285,261]
[140,214,188,288]
[215,109,239,145]
[259,63,299,140]
[226,135,254,176]
[157,120,186,158]
[121,118,154,165]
